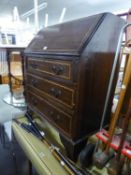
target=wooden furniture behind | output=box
[24,13,125,160]
[0,48,24,88]
[9,51,23,90]
[0,75,8,84]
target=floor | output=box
[1,122,130,175]
[0,123,38,175]
[0,122,109,175]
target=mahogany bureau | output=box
[24,13,124,160]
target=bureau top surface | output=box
[25,13,107,56]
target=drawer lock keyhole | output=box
[30,64,38,69]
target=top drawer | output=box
[27,58,72,80]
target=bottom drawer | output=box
[27,92,72,136]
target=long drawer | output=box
[26,74,75,108]
[27,91,72,136]
[27,58,72,80]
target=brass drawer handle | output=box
[49,111,61,122]
[31,79,38,87]
[50,111,54,116]
[56,114,60,121]
[32,98,38,106]
[52,65,64,75]
[50,88,62,98]
[30,64,38,69]
[54,114,61,122]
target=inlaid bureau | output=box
[24,13,124,160]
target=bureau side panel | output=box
[72,14,125,139]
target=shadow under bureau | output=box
[24,13,124,160]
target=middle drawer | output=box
[26,74,75,108]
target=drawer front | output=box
[27,58,72,80]
[27,74,75,107]
[27,92,72,135]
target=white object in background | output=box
[45,13,48,28]
[117,72,123,87]
[0,84,26,140]
[112,98,118,113]
[21,2,47,19]
[0,85,26,123]
[26,17,30,26]
[59,8,66,23]
[0,49,8,75]
[34,0,39,32]
[4,121,12,141]
[3,110,26,141]
[13,6,20,22]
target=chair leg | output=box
[0,124,2,142]
[10,130,19,175]
[0,124,6,147]
[28,160,32,175]
[12,151,18,175]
